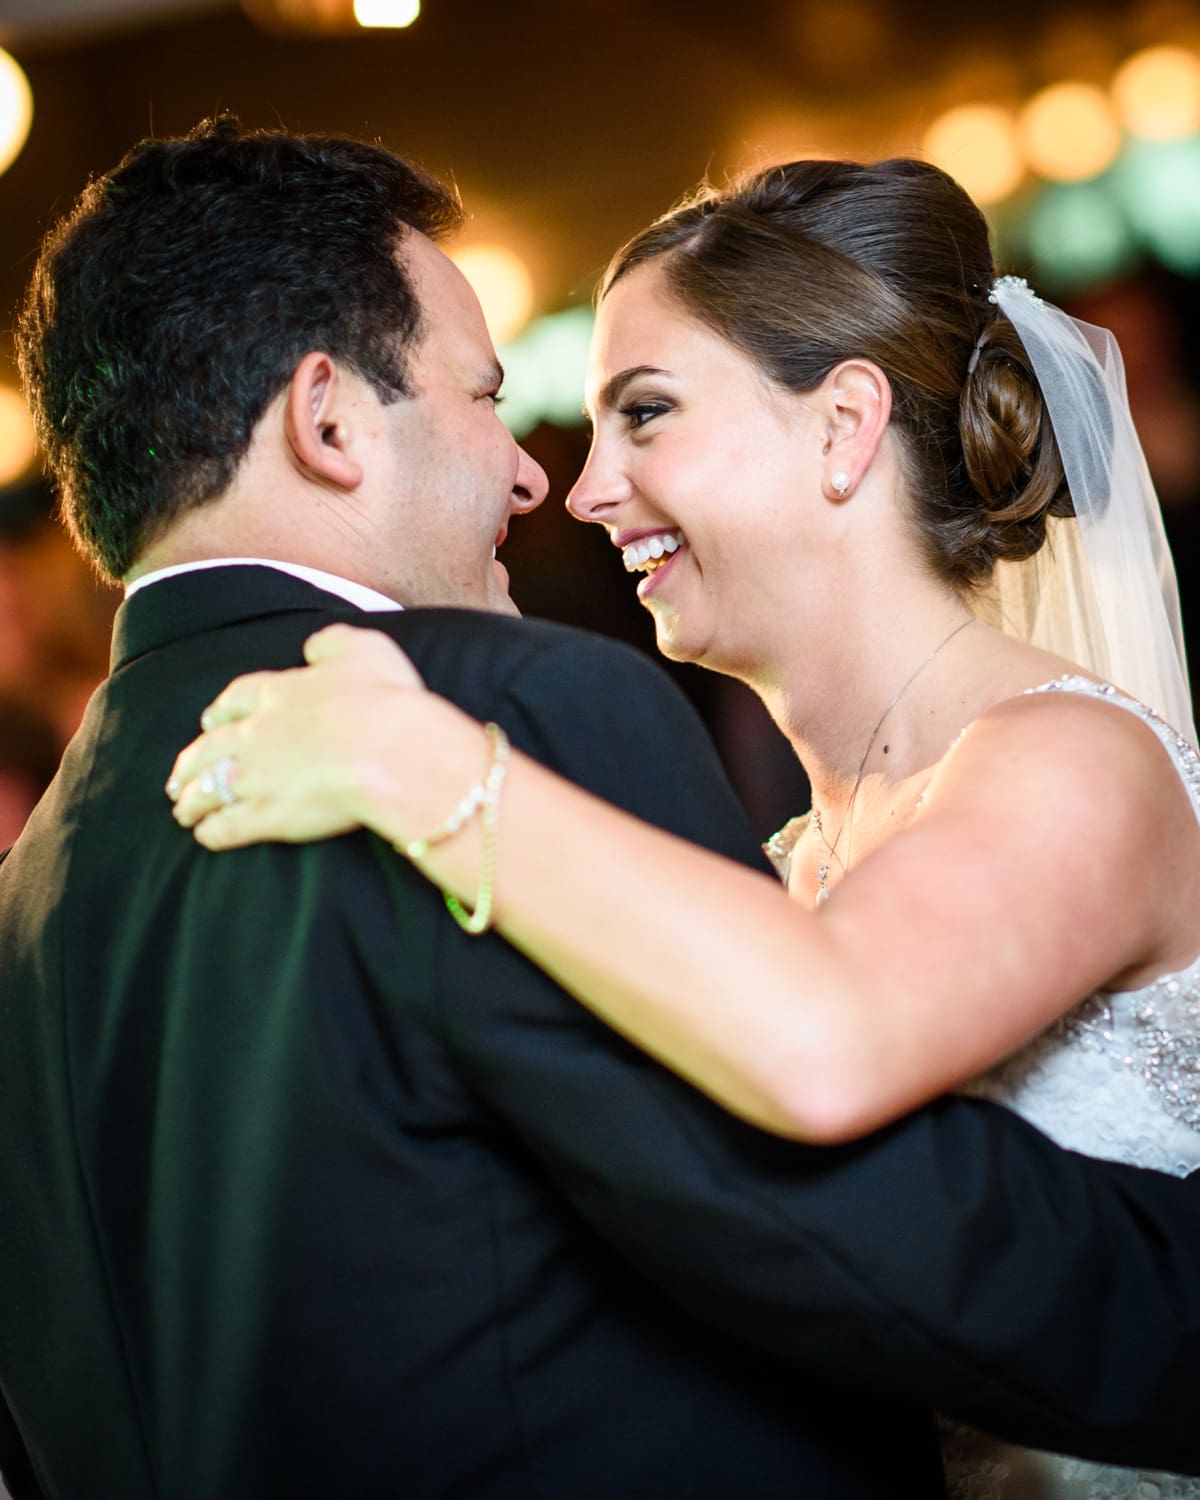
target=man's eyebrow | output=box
[596,365,673,413]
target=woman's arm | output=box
[170,625,1192,1141]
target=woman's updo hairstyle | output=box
[603,158,1074,590]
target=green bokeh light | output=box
[1024,180,1139,290]
[498,306,594,439]
[1112,137,1200,274]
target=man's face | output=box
[374,234,547,614]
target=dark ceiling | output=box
[1,0,1192,381]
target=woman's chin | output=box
[653,614,748,680]
[650,607,707,666]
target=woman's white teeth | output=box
[622,531,683,573]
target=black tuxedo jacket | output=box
[0,568,1197,1499]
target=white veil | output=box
[974,276,1196,747]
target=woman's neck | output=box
[749,585,980,828]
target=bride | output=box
[168,158,1200,1497]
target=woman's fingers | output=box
[303,622,381,664]
[165,625,431,846]
[188,629,421,762]
[170,742,262,828]
[167,723,246,810]
[191,799,314,850]
[191,803,258,849]
[304,624,426,689]
[199,669,280,732]
[171,757,245,827]
[170,647,360,813]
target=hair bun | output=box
[958,315,1073,574]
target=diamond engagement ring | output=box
[199,756,240,807]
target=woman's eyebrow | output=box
[598,365,674,412]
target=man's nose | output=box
[510,445,548,514]
[565,444,629,524]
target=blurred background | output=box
[1,0,1200,842]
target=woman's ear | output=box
[283,352,365,491]
[816,359,892,502]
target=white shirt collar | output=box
[124,558,404,613]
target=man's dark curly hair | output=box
[16,116,462,580]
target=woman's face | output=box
[568,262,831,677]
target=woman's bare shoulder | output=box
[930,677,1195,868]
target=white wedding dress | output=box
[767,675,1200,1500]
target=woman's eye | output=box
[620,401,671,431]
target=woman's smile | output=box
[635,538,686,598]
[620,528,684,574]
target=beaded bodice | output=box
[765,674,1200,1172]
[767,675,1200,1497]
[948,677,1200,1497]
[960,676,1200,1177]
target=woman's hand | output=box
[167,623,484,850]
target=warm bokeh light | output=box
[451,245,535,344]
[0,385,38,486]
[1112,45,1200,142]
[726,110,827,173]
[1019,82,1122,182]
[353,0,420,26]
[0,48,33,178]
[922,104,1023,205]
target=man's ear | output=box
[283,352,366,491]
[815,359,892,502]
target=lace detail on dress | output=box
[763,813,810,885]
[1058,985,1200,1137]
[950,675,1200,1496]
[965,675,1200,1169]
[940,1424,1200,1500]
[766,681,1200,1492]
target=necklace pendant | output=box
[806,616,974,911]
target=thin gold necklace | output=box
[810,617,975,905]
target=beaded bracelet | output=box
[398,721,510,936]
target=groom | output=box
[1,118,1197,1499]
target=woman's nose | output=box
[565,443,630,524]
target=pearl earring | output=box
[831,471,851,496]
